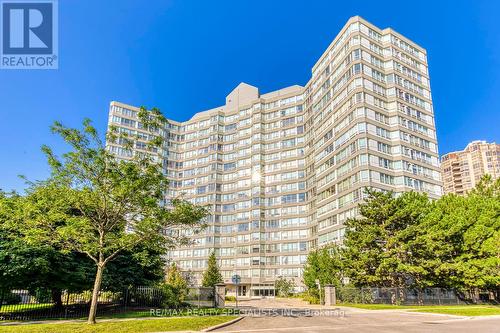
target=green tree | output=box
[342,189,433,288]
[319,180,499,295]
[419,176,500,294]
[275,277,296,297]
[375,191,434,289]
[341,189,393,287]
[1,189,166,308]
[201,251,223,288]
[459,176,500,291]
[303,244,343,301]
[101,243,165,291]
[162,262,188,308]
[0,191,94,307]
[23,109,207,323]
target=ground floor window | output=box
[252,289,275,297]
[250,283,275,297]
[237,285,247,296]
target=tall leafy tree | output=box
[165,262,188,288]
[342,189,396,287]
[419,176,500,293]
[304,180,499,297]
[343,189,433,288]
[303,244,343,299]
[460,176,500,291]
[23,108,207,323]
[1,189,166,307]
[101,243,165,291]
[376,191,434,288]
[162,262,189,308]
[201,251,223,287]
[0,191,94,307]
[0,191,31,297]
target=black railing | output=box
[0,286,215,321]
[333,287,499,305]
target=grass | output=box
[97,307,235,319]
[410,305,500,316]
[340,303,500,316]
[340,303,420,309]
[0,316,238,333]
[1,306,237,321]
[0,303,53,313]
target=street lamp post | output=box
[232,274,241,309]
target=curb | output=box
[404,310,468,319]
[202,316,244,332]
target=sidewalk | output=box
[0,316,243,333]
[0,315,225,326]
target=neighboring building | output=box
[441,141,500,195]
[106,16,442,297]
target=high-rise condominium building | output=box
[441,141,500,195]
[106,16,442,297]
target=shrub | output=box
[99,290,122,303]
[302,294,320,304]
[34,288,51,303]
[160,283,188,309]
[336,287,374,304]
[302,287,320,304]
[2,291,22,305]
[225,296,236,302]
[275,277,296,297]
[161,263,189,308]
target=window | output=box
[353,49,361,60]
[376,127,390,139]
[379,157,392,169]
[378,142,391,154]
[353,63,362,75]
[225,123,237,131]
[380,173,394,185]
[281,117,296,127]
[223,162,236,171]
[282,194,297,204]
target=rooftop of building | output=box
[441,140,499,159]
[111,15,426,126]
[111,82,304,125]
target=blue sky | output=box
[0,0,499,192]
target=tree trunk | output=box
[51,289,63,309]
[88,264,105,324]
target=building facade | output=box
[441,141,500,195]
[106,16,442,297]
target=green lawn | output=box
[0,316,238,333]
[410,305,500,316]
[1,306,238,321]
[0,303,53,313]
[97,307,236,319]
[340,303,500,316]
[340,303,420,310]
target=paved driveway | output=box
[217,298,500,333]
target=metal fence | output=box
[333,287,498,305]
[0,286,215,321]
[185,287,215,308]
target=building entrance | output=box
[237,285,247,296]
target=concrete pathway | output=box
[217,298,500,333]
